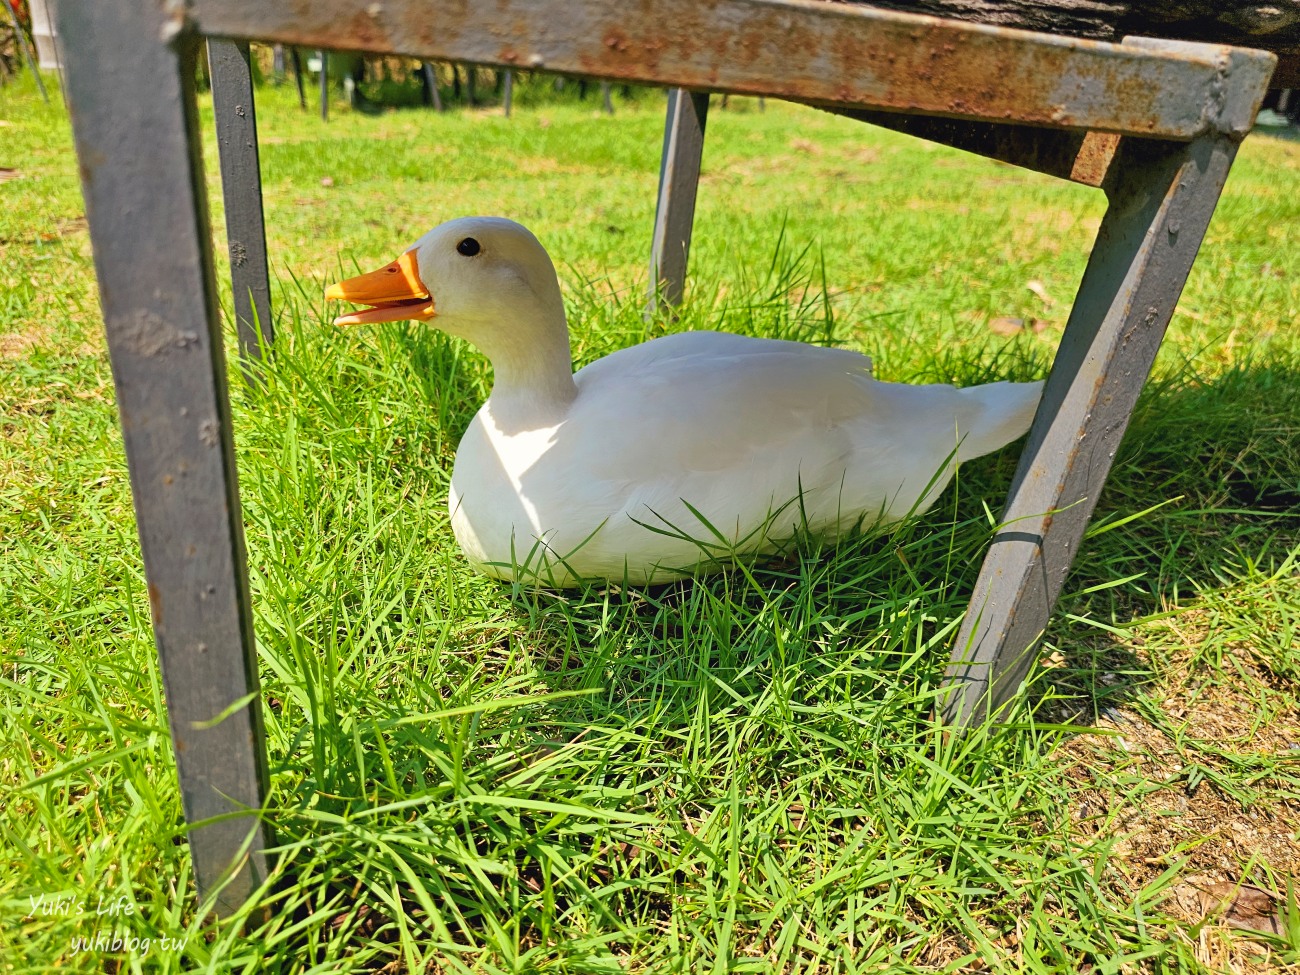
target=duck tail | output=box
[956,381,1044,463]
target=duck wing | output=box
[550,334,1039,548]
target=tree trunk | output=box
[851,1,1299,86]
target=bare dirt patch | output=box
[1058,616,1300,969]
[1,324,54,360]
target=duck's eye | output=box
[456,237,481,257]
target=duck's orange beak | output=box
[325,250,436,325]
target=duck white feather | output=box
[328,217,1043,587]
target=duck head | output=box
[327,216,578,426]
[326,216,568,342]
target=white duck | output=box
[327,217,1042,587]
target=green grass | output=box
[2,66,1300,972]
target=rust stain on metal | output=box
[148,581,163,627]
[602,29,630,54]
[189,0,1272,136]
[1070,131,1120,186]
[338,6,391,49]
[159,0,189,44]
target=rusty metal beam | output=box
[185,0,1276,139]
[841,1,1300,88]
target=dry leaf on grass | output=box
[988,316,1024,336]
[0,168,21,184]
[1197,881,1287,936]
[1026,279,1055,307]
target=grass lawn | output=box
[2,65,1300,972]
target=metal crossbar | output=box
[53,0,1274,916]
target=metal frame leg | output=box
[318,48,328,120]
[55,0,270,915]
[208,39,274,356]
[422,61,444,111]
[3,0,49,102]
[647,88,709,312]
[941,132,1241,726]
[290,46,306,109]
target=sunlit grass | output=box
[2,66,1299,971]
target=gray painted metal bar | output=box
[939,132,1244,724]
[55,0,269,914]
[318,48,328,120]
[208,38,274,356]
[290,46,306,109]
[648,89,710,311]
[187,0,1270,140]
[422,61,443,111]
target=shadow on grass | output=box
[1028,355,1298,723]
[1254,123,1300,145]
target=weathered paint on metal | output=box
[185,0,1275,139]
[208,39,274,356]
[829,109,1118,186]
[940,132,1243,726]
[648,89,710,311]
[55,0,269,915]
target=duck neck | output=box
[481,314,578,434]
